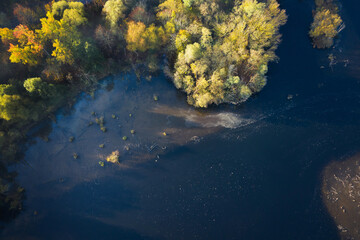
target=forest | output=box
[0,0,342,223]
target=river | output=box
[1,0,360,239]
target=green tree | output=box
[166,0,287,107]
[102,0,126,31]
[24,77,56,98]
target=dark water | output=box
[2,0,360,239]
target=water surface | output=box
[2,0,360,239]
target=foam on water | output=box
[185,112,255,129]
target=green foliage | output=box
[52,1,69,19]
[36,6,103,70]
[184,43,202,63]
[24,77,57,98]
[0,94,33,121]
[0,84,17,96]
[183,0,195,8]
[165,0,287,107]
[52,1,87,26]
[175,30,191,52]
[102,0,127,31]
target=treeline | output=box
[0,0,288,159]
[0,0,288,221]
[309,0,343,48]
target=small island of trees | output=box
[0,0,345,222]
[309,0,343,48]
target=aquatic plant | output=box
[162,132,167,136]
[98,161,104,167]
[130,129,135,134]
[122,136,128,141]
[69,136,74,142]
[95,116,104,125]
[99,144,104,148]
[111,114,116,119]
[95,116,106,132]
[153,95,158,101]
[106,150,120,163]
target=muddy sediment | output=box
[322,153,360,240]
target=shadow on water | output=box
[2,0,360,239]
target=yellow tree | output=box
[0,25,43,66]
[126,21,167,52]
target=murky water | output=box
[322,153,360,240]
[2,0,360,239]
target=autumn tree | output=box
[126,21,167,52]
[162,0,287,107]
[13,4,38,26]
[309,9,342,48]
[0,25,43,66]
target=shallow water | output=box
[2,0,360,239]
[322,153,360,240]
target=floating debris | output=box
[112,114,116,119]
[287,94,293,100]
[91,111,96,116]
[153,95,158,101]
[162,132,167,136]
[99,144,104,148]
[88,121,93,126]
[98,161,104,167]
[73,153,78,159]
[122,136,128,141]
[124,145,130,151]
[106,150,120,163]
[69,136,74,142]
[130,129,135,134]
[101,127,107,132]
[190,136,201,143]
[129,113,132,117]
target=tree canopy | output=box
[309,0,343,48]
[158,0,287,107]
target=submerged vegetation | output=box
[106,150,120,163]
[309,0,343,48]
[0,0,288,169]
[0,0,344,224]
